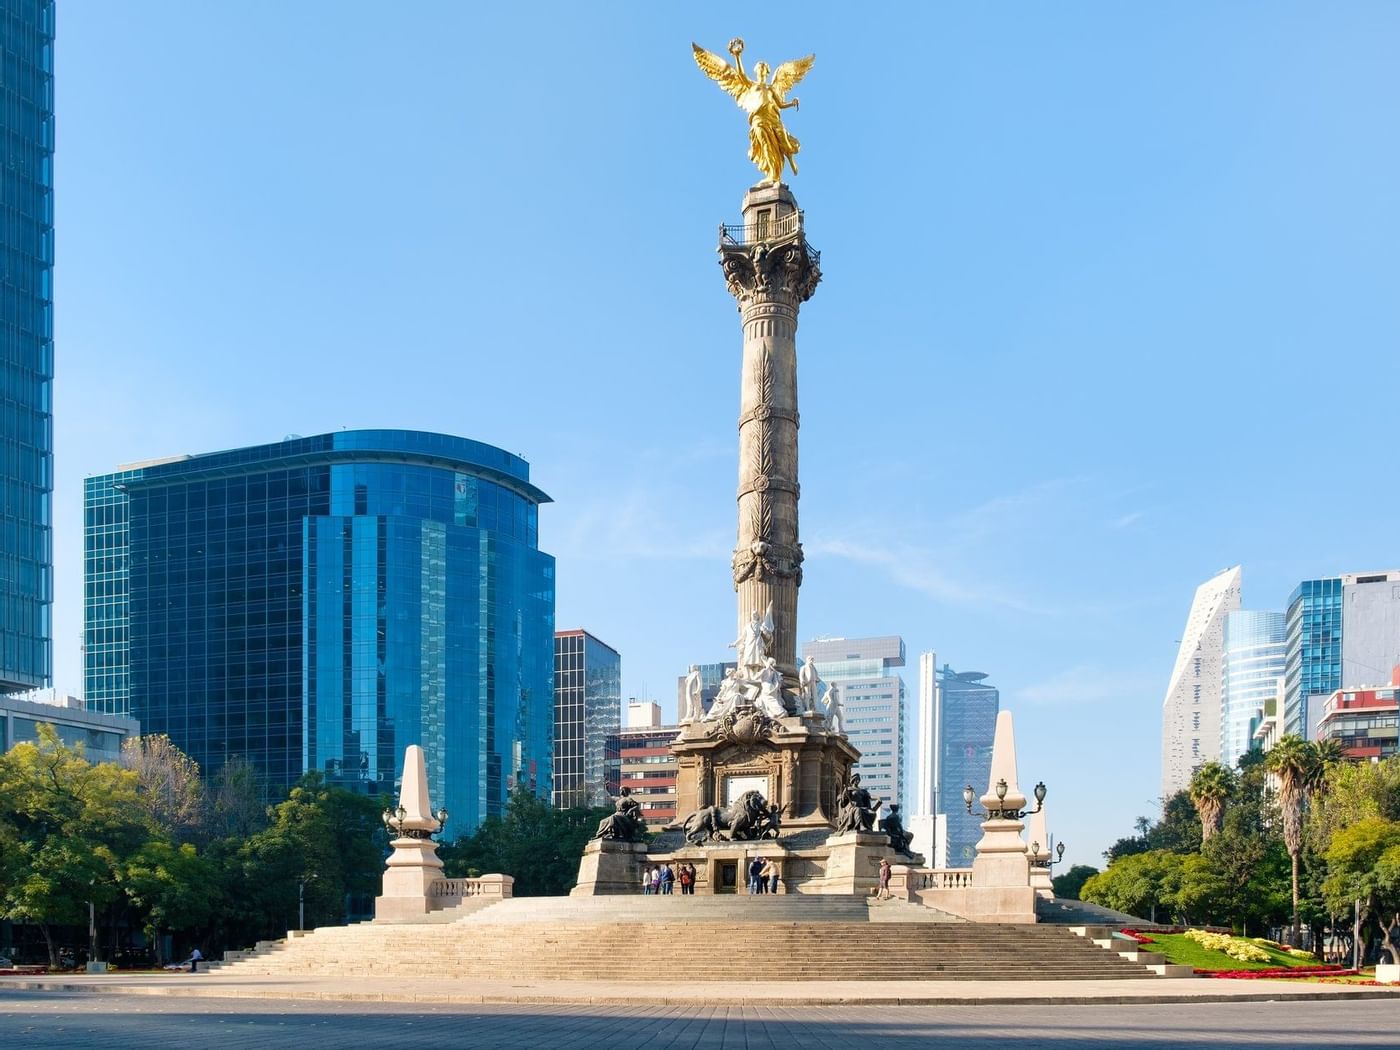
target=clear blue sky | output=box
[52,3,1399,867]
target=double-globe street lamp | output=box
[381,803,449,839]
[962,778,1047,820]
[1030,840,1068,870]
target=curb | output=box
[3,979,1398,1008]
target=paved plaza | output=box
[1,990,1399,1048]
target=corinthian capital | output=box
[718,239,822,308]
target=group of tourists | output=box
[746,856,780,894]
[642,862,698,895]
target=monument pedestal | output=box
[571,838,650,896]
[671,711,857,832]
[817,830,908,896]
[375,836,445,921]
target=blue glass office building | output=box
[0,0,55,691]
[937,665,999,866]
[1283,578,1342,738]
[1221,610,1285,766]
[84,431,555,833]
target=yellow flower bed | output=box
[1182,929,1273,962]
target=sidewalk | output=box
[3,971,1398,1007]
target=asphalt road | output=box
[1,991,1398,1049]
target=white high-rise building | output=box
[1161,566,1242,797]
[910,650,938,864]
[803,635,907,813]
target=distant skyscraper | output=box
[803,635,907,812]
[1161,566,1241,797]
[936,663,999,867]
[553,630,621,808]
[909,651,938,864]
[675,661,737,717]
[1284,571,1400,738]
[0,0,55,692]
[1221,610,1286,767]
[84,430,555,834]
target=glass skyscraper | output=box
[0,0,55,691]
[553,629,621,808]
[1283,578,1342,738]
[84,430,555,834]
[936,664,999,867]
[1221,610,1285,767]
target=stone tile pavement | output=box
[3,971,1400,1006]
[0,990,1398,1048]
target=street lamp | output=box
[963,779,1047,821]
[381,803,448,840]
[298,873,318,933]
[1029,840,1067,871]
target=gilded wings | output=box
[770,55,815,99]
[692,39,815,184]
[692,43,750,100]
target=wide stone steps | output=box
[216,916,1158,981]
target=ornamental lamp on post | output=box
[965,778,1047,821]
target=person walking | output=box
[878,857,892,900]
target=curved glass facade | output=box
[1221,610,1285,767]
[84,430,554,833]
[0,0,55,690]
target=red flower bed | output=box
[1197,965,1352,979]
[1119,929,1156,945]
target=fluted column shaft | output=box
[719,184,821,682]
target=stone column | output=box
[719,184,821,684]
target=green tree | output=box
[217,775,388,946]
[0,725,148,966]
[440,786,612,896]
[1188,762,1235,842]
[1051,864,1098,901]
[121,735,204,842]
[1080,850,1183,922]
[120,840,217,965]
[1323,817,1400,965]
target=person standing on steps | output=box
[661,863,674,895]
[747,855,764,895]
[878,858,892,900]
[765,857,780,895]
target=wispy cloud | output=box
[1111,511,1145,529]
[1014,663,1160,707]
[805,532,1051,614]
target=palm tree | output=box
[1187,761,1234,842]
[1265,734,1318,945]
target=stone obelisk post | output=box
[719,184,821,692]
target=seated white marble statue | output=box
[754,657,787,719]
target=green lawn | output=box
[1137,933,1320,972]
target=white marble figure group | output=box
[679,604,843,730]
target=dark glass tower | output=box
[552,629,620,808]
[0,0,55,690]
[84,430,555,834]
[937,665,999,866]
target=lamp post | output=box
[963,778,1047,821]
[1030,840,1067,871]
[381,804,449,840]
[298,873,318,933]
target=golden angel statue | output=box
[692,38,814,185]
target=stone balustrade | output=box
[427,873,514,905]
